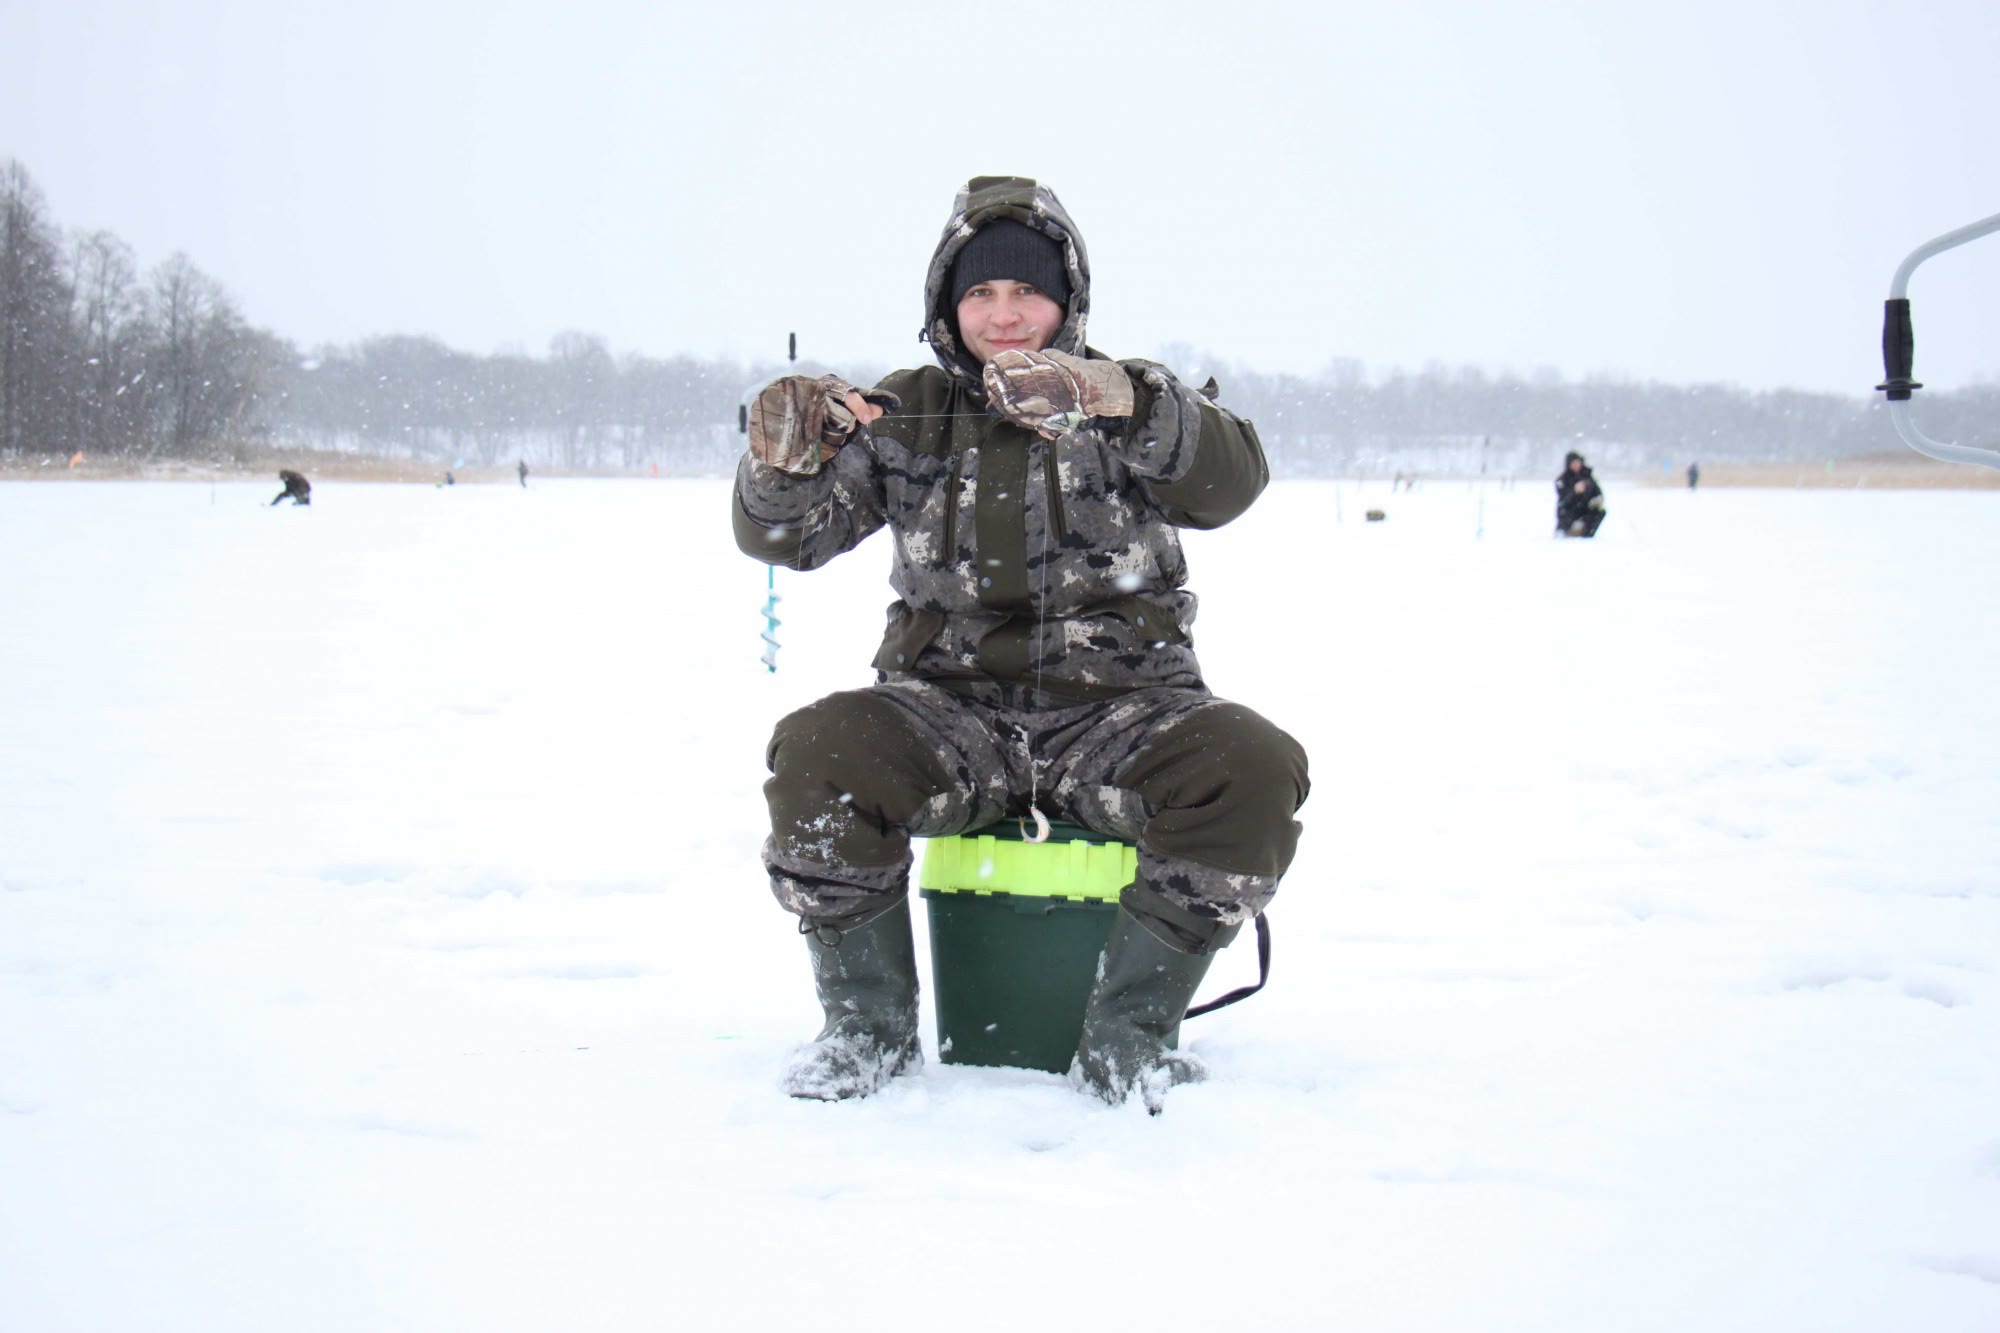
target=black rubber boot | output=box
[783,895,922,1101]
[1070,883,1241,1114]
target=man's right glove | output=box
[983,348,1136,439]
[747,374,900,476]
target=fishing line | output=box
[1002,329,1059,843]
[1019,429,1056,845]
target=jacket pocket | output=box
[872,606,946,672]
[1095,595,1188,646]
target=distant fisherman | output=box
[271,470,311,506]
[1555,452,1606,537]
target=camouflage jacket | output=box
[732,176,1270,700]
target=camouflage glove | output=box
[747,374,901,476]
[983,348,1136,439]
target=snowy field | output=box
[2,475,1997,1333]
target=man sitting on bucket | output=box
[734,176,1310,1112]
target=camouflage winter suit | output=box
[733,177,1309,927]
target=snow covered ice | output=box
[1,476,1996,1331]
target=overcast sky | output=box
[4,0,1996,395]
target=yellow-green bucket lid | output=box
[918,829,1136,902]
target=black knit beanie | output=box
[948,219,1070,308]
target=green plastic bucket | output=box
[917,820,1139,1074]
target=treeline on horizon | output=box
[5,156,1989,478]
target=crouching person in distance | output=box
[1556,451,1608,537]
[733,176,1310,1112]
[272,469,311,506]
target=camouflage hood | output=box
[922,176,1091,392]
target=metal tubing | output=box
[1882,211,2000,469]
[1891,211,2000,299]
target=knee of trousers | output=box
[764,690,956,869]
[1117,702,1310,879]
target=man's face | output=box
[956,279,1064,365]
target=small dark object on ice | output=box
[1365,508,1386,522]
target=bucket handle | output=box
[1184,912,1270,1020]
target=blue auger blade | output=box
[760,566,781,672]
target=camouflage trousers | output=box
[762,678,1309,925]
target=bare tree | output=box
[0,159,74,455]
[67,229,147,453]
[144,252,258,457]
[549,331,613,470]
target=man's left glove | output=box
[984,348,1136,439]
[747,374,901,476]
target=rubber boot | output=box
[783,894,922,1101]
[1070,883,1241,1114]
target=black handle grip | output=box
[1876,298,1923,400]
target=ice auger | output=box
[744,333,799,673]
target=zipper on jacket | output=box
[1043,441,1068,544]
[942,447,965,562]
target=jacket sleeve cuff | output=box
[1111,364,1270,530]
[735,452,829,526]
[1110,363,1204,483]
